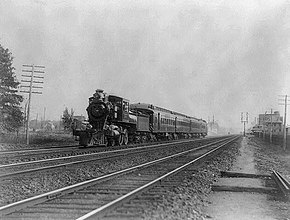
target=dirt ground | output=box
[204,136,290,220]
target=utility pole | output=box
[263,111,267,140]
[241,112,248,137]
[279,95,289,150]
[20,64,45,145]
[43,107,46,126]
[24,101,28,132]
[270,108,273,143]
[36,113,38,130]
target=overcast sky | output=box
[1,0,289,130]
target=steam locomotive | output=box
[75,89,207,147]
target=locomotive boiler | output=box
[74,89,207,147]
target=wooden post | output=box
[283,95,287,150]
[25,64,34,145]
[270,108,273,143]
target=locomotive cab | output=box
[107,95,130,122]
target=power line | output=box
[20,64,45,145]
[241,112,248,137]
[278,95,290,150]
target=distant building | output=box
[208,121,219,136]
[44,121,55,131]
[254,111,283,135]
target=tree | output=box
[0,44,23,132]
[62,107,74,130]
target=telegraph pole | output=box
[20,64,45,145]
[279,95,289,150]
[270,108,273,143]
[263,111,267,140]
[241,112,248,137]
[23,101,28,132]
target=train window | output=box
[123,101,129,112]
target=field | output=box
[0,130,76,149]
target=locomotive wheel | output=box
[103,135,109,147]
[123,129,129,145]
[118,127,124,145]
[118,134,123,145]
[141,135,147,143]
[109,138,115,147]
[173,133,178,140]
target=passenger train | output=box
[74,89,207,147]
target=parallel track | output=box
[0,135,240,219]
[0,145,102,165]
[0,137,220,165]
[0,137,224,179]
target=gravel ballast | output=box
[1,137,244,220]
[250,136,290,219]
[140,140,241,220]
[0,139,227,206]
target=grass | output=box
[0,130,76,145]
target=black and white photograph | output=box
[0,0,290,219]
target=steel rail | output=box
[0,138,203,167]
[76,136,239,220]
[271,170,290,198]
[0,136,238,216]
[0,137,229,178]
[0,145,79,156]
[0,136,219,158]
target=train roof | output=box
[130,103,206,123]
[107,94,129,103]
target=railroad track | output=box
[0,136,221,165]
[271,170,290,199]
[0,145,102,165]
[0,135,240,219]
[0,137,225,179]
[0,144,78,156]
